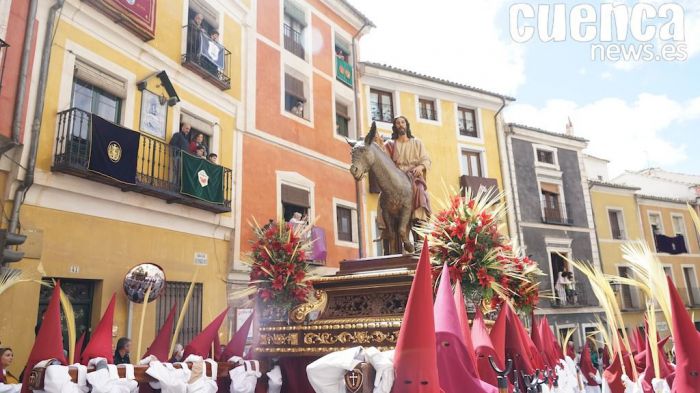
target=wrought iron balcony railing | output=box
[52,108,232,213]
[541,199,573,225]
[182,26,231,90]
[549,287,591,308]
[283,24,305,59]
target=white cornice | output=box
[508,126,587,150]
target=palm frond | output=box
[621,241,672,327]
[646,302,660,379]
[59,286,77,364]
[0,267,24,295]
[170,268,199,354]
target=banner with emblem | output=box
[88,114,140,184]
[180,152,224,204]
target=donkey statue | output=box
[348,122,414,255]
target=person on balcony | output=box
[202,30,221,76]
[565,271,577,304]
[189,132,208,156]
[207,153,218,164]
[187,13,205,59]
[555,270,569,305]
[170,122,192,152]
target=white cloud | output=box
[350,0,525,96]
[504,94,700,175]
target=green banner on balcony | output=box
[180,152,224,204]
[336,58,353,87]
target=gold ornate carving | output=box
[303,330,399,345]
[259,333,299,346]
[258,317,402,333]
[289,289,327,324]
[312,270,415,283]
[254,346,395,354]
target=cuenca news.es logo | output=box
[509,3,687,63]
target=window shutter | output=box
[74,60,126,98]
[180,112,213,134]
[540,182,559,194]
[284,2,307,27]
[281,184,310,208]
[336,102,349,118]
[285,74,305,101]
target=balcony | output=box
[283,24,305,59]
[654,234,688,254]
[0,39,8,96]
[541,199,573,225]
[550,287,590,308]
[52,108,232,213]
[336,57,353,87]
[182,26,231,90]
[459,175,499,198]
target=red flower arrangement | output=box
[419,188,542,313]
[249,219,312,309]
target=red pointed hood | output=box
[667,276,700,392]
[530,314,550,368]
[21,283,67,393]
[74,331,86,365]
[144,304,177,361]
[393,239,440,392]
[540,316,563,361]
[434,263,494,393]
[453,279,478,375]
[604,351,635,393]
[81,293,116,365]
[471,308,502,388]
[503,304,535,375]
[489,306,506,367]
[580,344,599,386]
[220,311,255,361]
[631,328,645,355]
[183,307,229,358]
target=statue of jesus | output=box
[384,116,432,223]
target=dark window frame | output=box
[418,98,437,121]
[537,149,555,165]
[336,205,354,242]
[457,107,477,137]
[608,209,625,240]
[461,150,483,177]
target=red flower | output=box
[477,268,494,288]
[259,289,273,301]
[293,270,306,283]
[272,276,285,291]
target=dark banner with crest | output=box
[88,114,140,184]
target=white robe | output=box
[365,348,394,393]
[306,347,363,393]
[583,372,602,393]
[230,361,260,393]
[146,361,192,393]
[267,366,282,393]
[33,363,89,393]
[85,360,138,393]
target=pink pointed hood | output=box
[453,279,478,375]
[434,263,496,393]
[471,308,502,388]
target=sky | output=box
[348,0,700,177]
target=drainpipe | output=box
[351,22,370,259]
[8,0,65,233]
[494,97,520,248]
[5,0,39,154]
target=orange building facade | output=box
[233,0,373,278]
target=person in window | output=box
[113,337,131,365]
[565,271,577,304]
[202,30,221,76]
[170,122,192,152]
[207,153,218,164]
[189,132,208,155]
[555,271,569,305]
[187,13,205,59]
[291,101,304,118]
[195,144,207,159]
[0,348,19,384]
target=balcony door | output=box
[542,191,561,221]
[461,150,482,177]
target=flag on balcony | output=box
[180,152,224,204]
[88,114,140,184]
[198,32,224,70]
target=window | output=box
[618,266,638,309]
[663,266,673,278]
[608,210,626,240]
[336,205,354,242]
[672,215,687,237]
[541,182,563,223]
[156,281,203,344]
[682,267,700,306]
[284,73,307,120]
[336,102,350,137]
[551,252,576,305]
[649,213,663,235]
[370,89,394,123]
[39,279,95,351]
[71,72,123,145]
[180,112,213,154]
[281,184,310,221]
[461,150,483,177]
[537,149,555,165]
[419,98,437,121]
[457,107,477,137]
[283,2,306,59]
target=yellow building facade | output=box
[358,63,513,256]
[0,0,249,374]
[590,180,700,333]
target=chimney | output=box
[565,117,574,136]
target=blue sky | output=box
[349,0,700,176]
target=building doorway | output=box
[38,279,95,351]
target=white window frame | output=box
[281,0,311,63]
[616,263,641,310]
[671,213,689,250]
[681,264,700,306]
[458,146,487,178]
[333,197,358,247]
[606,207,627,241]
[581,323,602,350]
[366,85,399,129]
[414,95,441,125]
[662,264,675,282]
[332,30,353,91]
[538,179,568,223]
[455,104,482,143]
[281,65,314,126]
[647,211,664,252]
[276,171,315,221]
[546,246,574,298]
[332,94,355,141]
[555,323,577,346]
[533,143,559,170]
[183,0,225,53]
[176,102,221,157]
